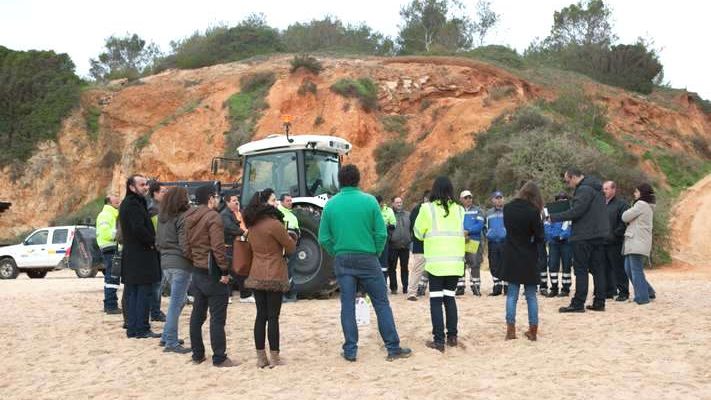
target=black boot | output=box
[546,288,559,298]
[455,286,465,296]
[489,284,502,296]
[540,288,550,297]
[471,285,481,296]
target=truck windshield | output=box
[305,151,340,196]
[242,151,298,204]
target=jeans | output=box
[428,275,459,344]
[506,283,538,326]
[604,243,629,297]
[335,253,401,358]
[624,254,655,305]
[102,250,119,311]
[150,270,164,319]
[253,290,283,351]
[161,268,192,348]
[548,241,573,292]
[387,247,410,293]
[125,283,152,337]
[189,269,230,364]
[571,240,606,308]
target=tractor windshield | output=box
[305,151,340,196]
[242,151,299,204]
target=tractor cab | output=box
[236,133,352,296]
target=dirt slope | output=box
[0,55,709,240]
[670,173,711,269]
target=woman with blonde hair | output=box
[500,181,545,341]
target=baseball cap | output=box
[491,190,504,199]
[460,190,472,198]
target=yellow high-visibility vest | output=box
[413,201,465,277]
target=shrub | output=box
[381,115,409,136]
[652,150,711,193]
[374,138,415,176]
[283,17,393,55]
[488,84,517,101]
[462,45,525,69]
[51,196,104,226]
[85,106,101,140]
[330,78,378,111]
[688,92,711,114]
[224,71,277,156]
[297,80,318,96]
[0,46,81,168]
[290,54,323,74]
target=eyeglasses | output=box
[463,196,472,199]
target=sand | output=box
[1,266,710,400]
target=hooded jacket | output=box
[182,205,227,272]
[550,176,610,242]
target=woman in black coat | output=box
[500,181,544,342]
[119,176,161,338]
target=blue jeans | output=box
[335,253,401,358]
[150,271,164,318]
[624,254,655,304]
[506,283,538,326]
[125,283,152,337]
[102,251,119,311]
[161,268,192,348]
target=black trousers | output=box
[387,247,410,293]
[253,290,283,351]
[125,283,151,337]
[428,275,459,344]
[537,242,548,289]
[603,243,629,297]
[571,240,606,308]
[189,270,229,364]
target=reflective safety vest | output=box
[96,204,119,250]
[278,205,300,231]
[413,201,465,277]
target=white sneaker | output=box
[239,296,256,303]
[228,297,233,304]
[186,295,194,304]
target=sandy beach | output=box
[1,265,710,400]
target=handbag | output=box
[232,234,252,276]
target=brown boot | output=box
[505,323,516,340]
[256,350,270,369]
[525,325,538,341]
[269,350,283,367]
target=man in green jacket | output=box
[96,195,121,314]
[319,164,412,363]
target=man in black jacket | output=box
[120,174,162,339]
[550,168,610,312]
[602,181,631,301]
[220,194,250,301]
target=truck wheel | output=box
[75,265,99,278]
[26,270,48,279]
[0,258,19,279]
[292,206,338,297]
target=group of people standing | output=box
[97,175,300,368]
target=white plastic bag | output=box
[355,297,371,326]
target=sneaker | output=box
[341,352,357,362]
[164,344,192,354]
[455,287,465,296]
[558,290,570,297]
[104,308,122,315]
[615,294,629,302]
[239,296,256,303]
[471,286,481,296]
[407,295,418,301]
[386,347,413,361]
[446,336,458,347]
[559,305,585,313]
[192,356,207,365]
[425,341,445,353]
[540,288,550,297]
[214,357,237,368]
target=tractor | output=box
[211,125,352,297]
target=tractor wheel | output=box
[291,206,338,297]
[26,270,48,279]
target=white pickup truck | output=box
[0,225,103,279]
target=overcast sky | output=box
[1,0,709,98]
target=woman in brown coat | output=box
[243,189,297,368]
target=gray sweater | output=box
[156,213,192,270]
